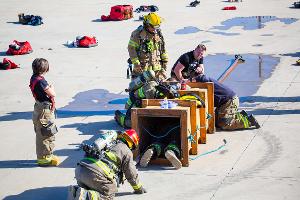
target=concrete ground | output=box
[0,0,299,199]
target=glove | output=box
[134,186,147,194]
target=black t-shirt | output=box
[171,51,203,78]
[195,74,236,107]
[30,75,51,102]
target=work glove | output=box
[134,186,147,194]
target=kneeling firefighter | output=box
[68,129,146,200]
[115,70,179,128]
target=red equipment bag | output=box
[0,58,19,70]
[101,5,133,21]
[77,36,98,48]
[6,40,33,55]
[222,6,237,10]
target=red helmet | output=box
[118,129,139,150]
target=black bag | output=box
[41,121,58,137]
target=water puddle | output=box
[212,16,298,31]
[59,89,127,115]
[204,53,280,97]
[175,26,200,34]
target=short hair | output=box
[32,58,49,75]
[196,44,207,51]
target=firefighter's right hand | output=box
[134,186,147,194]
[133,64,143,74]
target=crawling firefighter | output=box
[68,129,146,200]
[115,70,178,128]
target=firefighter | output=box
[114,80,179,128]
[128,12,168,81]
[190,74,261,130]
[68,129,146,200]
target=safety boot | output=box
[140,148,154,167]
[165,150,182,170]
[75,187,88,200]
[37,154,60,167]
[248,114,261,129]
[114,110,126,128]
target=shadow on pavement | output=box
[240,96,300,103]
[248,108,300,116]
[3,186,67,200]
[0,160,36,168]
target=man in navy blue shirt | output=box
[191,74,260,130]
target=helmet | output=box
[118,129,139,150]
[143,12,162,29]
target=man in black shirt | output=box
[191,74,260,130]
[171,44,206,81]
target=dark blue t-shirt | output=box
[30,75,51,102]
[171,51,203,78]
[195,74,236,107]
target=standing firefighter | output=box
[29,58,59,166]
[128,12,168,81]
[68,129,146,200]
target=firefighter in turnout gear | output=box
[128,12,168,81]
[68,129,146,200]
[114,74,179,128]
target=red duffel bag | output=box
[101,5,133,21]
[77,36,98,48]
[6,40,33,55]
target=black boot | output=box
[248,114,261,129]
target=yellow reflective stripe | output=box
[84,157,114,180]
[105,151,119,164]
[152,64,162,71]
[161,53,168,60]
[237,113,249,128]
[37,155,52,164]
[126,98,132,107]
[132,183,142,190]
[137,87,145,98]
[129,40,139,48]
[131,57,140,65]
[89,190,98,200]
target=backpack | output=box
[6,40,33,55]
[77,36,98,48]
[101,5,133,21]
[0,58,19,70]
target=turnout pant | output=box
[32,101,56,159]
[215,96,250,130]
[75,164,117,200]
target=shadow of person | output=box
[3,186,67,200]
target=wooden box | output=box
[187,82,215,134]
[177,88,208,144]
[141,99,200,155]
[131,106,191,167]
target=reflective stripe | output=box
[161,53,168,61]
[83,157,114,180]
[89,190,98,200]
[237,113,249,128]
[37,155,52,164]
[126,98,132,106]
[132,183,142,190]
[152,64,162,71]
[105,151,119,164]
[131,57,140,65]
[137,87,145,98]
[129,40,139,48]
[119,115,125,127]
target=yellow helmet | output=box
[143,12,162,28]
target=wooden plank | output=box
[187,82,216,134]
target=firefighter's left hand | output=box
[134,186,147,194]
